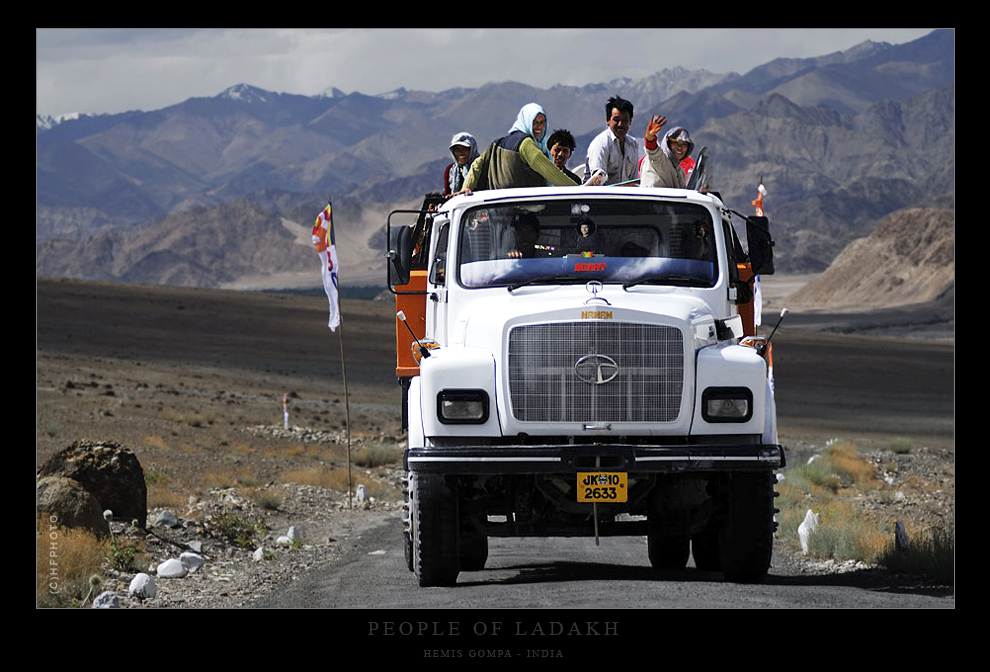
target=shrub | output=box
[889,437,914,454]
[352,442,403,469]
[251,490,283,511]
[208,509,267,549]
[877,524,955,584]
[803,501,889,562]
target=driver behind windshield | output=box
[500,213,541,258]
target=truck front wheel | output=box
[459,502,488,571]
[691,529,722,571]
[648,531,690,570]
[459,531,488,571]
[410,473,460,586]
[647,482,690,571]
[719,472,775,582]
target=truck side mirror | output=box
[746,216,775,276]
[389,225,414,287]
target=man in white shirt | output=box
[583,96,641,185]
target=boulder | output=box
[128,573,156,600]
[180,551,204,573]
[36,475,110,538]
[92,591,120,608]
[156,558,188,578]
[37,440,147,527]
[154,510,181,528]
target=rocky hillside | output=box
[35,200,317,289]
[35,30,954,288]
[785,208,954,310]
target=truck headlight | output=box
[437,389,489,424]
[702,387,753,422]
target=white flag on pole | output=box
[312,200,340,331]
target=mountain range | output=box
[36,29,954,289]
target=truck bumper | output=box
[405,442,785,475]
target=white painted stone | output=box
[180,551,204,573]
[128,573,157,600]
[156,557,188,578]
[798,509,819,554]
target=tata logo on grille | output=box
[574,355,619,385]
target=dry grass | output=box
[141,435,170,451]
[825,440,882,490]
[244,486,283,511]
[161,407,215,427]
[279,464,399,500]
[259,443,328,459]
[198,464,266,490]
[352,441,403,469]
[281,464,345,489]
[803,500,891,562]
[37,518,109,607]
[777,439,936,565]
[144,465,190,509]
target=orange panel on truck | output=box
[736,262,756,337]
[395,270,427,377]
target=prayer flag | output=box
[751,181,768,327]
[312,199,340,331]
[751,182,767,217]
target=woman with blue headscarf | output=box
[463,103,578,191]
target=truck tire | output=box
[647,483,690,570]
[404,532,414,572]
[691,529,722,571]
[403,476,414,571]
[459,531,488,571]
[719,472,775,583]
[459,502,488,571]
[411,473,460,587]
[648,531,690,570]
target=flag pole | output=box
[330,194,353,509]
[338,304,353,510]
[312,195,351,509]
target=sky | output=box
[36,28,939,118]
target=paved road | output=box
[251,512,952,609]
[773,327,954,447]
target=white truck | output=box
[387,183,783,586]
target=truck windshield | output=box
[457,198,718,289]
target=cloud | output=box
[36,28,937,118]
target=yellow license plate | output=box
[577,472,628,503]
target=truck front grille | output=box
[508,322,684,423]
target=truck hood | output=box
[452,284,720,352]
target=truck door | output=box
[428,218,450,345]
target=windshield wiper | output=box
[507,275,587,291]
[622,274,711,290]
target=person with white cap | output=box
[443,132,479,196]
